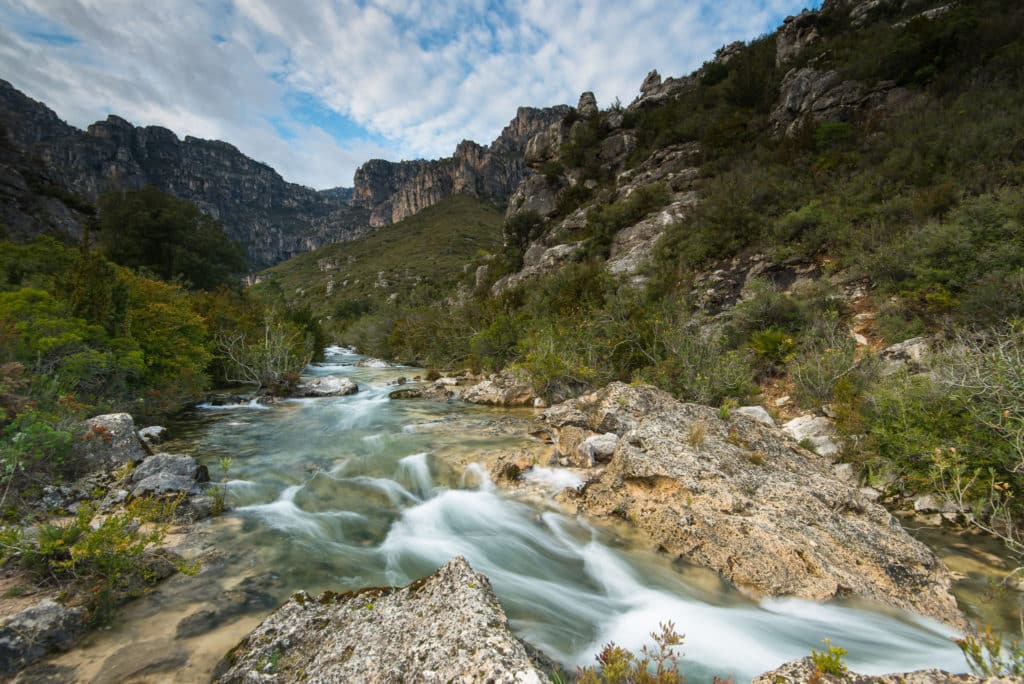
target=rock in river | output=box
[294,376,358,397]
[216,556,549,683]
[541,382,966,630]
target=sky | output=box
[0,1,819,189]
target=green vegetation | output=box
[956,624,1024,677]
[0,497,195,623]
[317,0,1024,607]
[99,186,247,289]
[810,638,848,676]
[0,188,321,512]
[255,194,504,323]
[575,622,685,684]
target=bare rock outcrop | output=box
[770,66,915,137]
[353,106,570,228]
[541,383,966,630]
[462,369,542,407]
[216,557,550,683]
[755,657,1010,683]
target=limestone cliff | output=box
[0,79,368,267]
[352,105,571,227]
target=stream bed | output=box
[44,346,1000,682]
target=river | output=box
[48,346,982,682]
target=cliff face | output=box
[352,105,571,227]
[0,80,368,267]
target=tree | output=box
[98,186,247,290]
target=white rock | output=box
[783,415,840,457]
[736,405,776,427]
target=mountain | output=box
[0,81,569,268]
[352,105,571,227]
[0,80,371,268]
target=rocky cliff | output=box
[352,105,571,227]
[0,79,369,267]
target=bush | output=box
[576,622,685,684]
[790,323,861,408]
[0,501,184,622]
[216,311,312,392]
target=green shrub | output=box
[956,624,1024,676]
[576,622,685,684]
[790,324,861,408]
[584,183,671,259]
[0,502,179,622]
[811,638,848,675]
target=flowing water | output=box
[47,346,984,682]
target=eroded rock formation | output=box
[216,556,551,683]
[541,382,966,630]
[352,106,571,227]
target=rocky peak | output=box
[352,105,569,227]
[577,91,598,117]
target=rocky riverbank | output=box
[0,412,220,677]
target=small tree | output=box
[216,312,312,393]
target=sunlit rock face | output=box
[352,105,571,227]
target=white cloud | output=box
[0,0,815,188]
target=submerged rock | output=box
[542,383,965,629]
[295,376,358,397]
[0,599,88,675]
[754,656,1011,683]
[216,556,550,683]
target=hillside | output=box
[254,194,503,321]
[334,0,1024,589]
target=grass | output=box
[254,194,504,322]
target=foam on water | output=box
[196,398,270,411]
[523,466,585,493]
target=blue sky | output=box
[0,1,819,189]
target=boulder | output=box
[735,405,776,427]
[506,174,557,220]
[72,413,146,472]
[295,376,358,397]
[355,358,390,369]
[130,453,210,497]
[216,557,550,683]
[754,657,1011,683]
[388,385,455,402]
[0,599,88,675]
[542,383,965,629]
[879,336,931,375]
[461,370,540,407]
[782,414,840,457]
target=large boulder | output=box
[0,599,88,675]
[754,657,1012,683]
[541,383,965,630]
[216,557,550,683]
[295,376,358,397]
[72,413,146,472]
[130,452,210,496]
